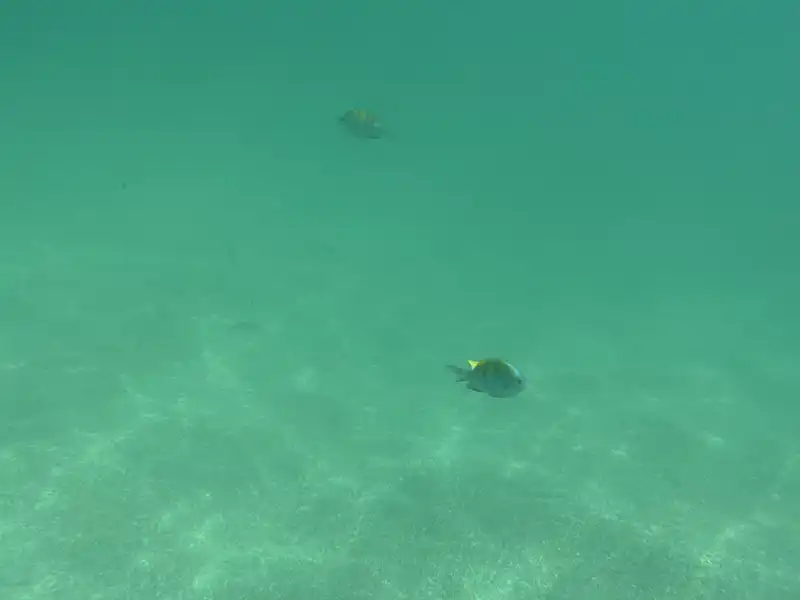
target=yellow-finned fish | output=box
[338,109,386,139]
[447,358,526,398]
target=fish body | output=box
[339,109,385,139]
[448,358,525,398]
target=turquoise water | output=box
[1,1,798,598]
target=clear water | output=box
[1,1,798,598]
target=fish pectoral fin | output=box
[466,383,483,393]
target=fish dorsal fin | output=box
[468,360,481,369]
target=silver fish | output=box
[339,108,385,139]
[447,358,526,398]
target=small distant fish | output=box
[447,358,526,398]
[339,109,386,139]
[228,320,262,334]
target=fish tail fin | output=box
[446,364,470,382]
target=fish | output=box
[447,358,526,398]
[338,109,386,139]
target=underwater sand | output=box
[1,209,798,600]
[2,1,799,598]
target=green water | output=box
[1,1,798,598]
